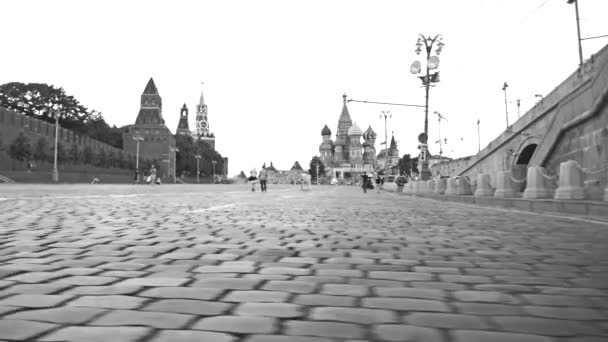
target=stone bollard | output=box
[445,177,458,195]
[494,171,516,198]
[474,173,493,197]
[426,180,435,194]
[554,160,585,200]
[435,178,447,195]
[413,181,421,194]
[457,176,473,195]
[405,182,413,194]
[523,166,554,199]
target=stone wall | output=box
[0,107,134,167]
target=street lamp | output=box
[49,106,63,183]
[170,147,179,183]
[502,82,509,128]
[195,154,201,184]
[211,160,217,183]
[133,135,143,183]
[315,161,319,185]
[411,34,444,181]
[567,0,584,66]
[380,111,391,175]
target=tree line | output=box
[0,82,123,149]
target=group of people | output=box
[133,165,161,185]
[360,172,385,194]
[248,166,268,192]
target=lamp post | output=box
[502,82,509,129]
[170,147,179,183]
[315,161,319,185]
[567,0,584,66]
[380,111,391,175]
[211,160,217,183]
[195,154,201,184]
[133,135,143,183]
[412,34,444,181]
[50,107,62,183]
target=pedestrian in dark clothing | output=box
[361,172,370,193]
[258,166,268,192]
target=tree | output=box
[174,135,225,177]
[238,171,247,179]
[51,142,68,163]
[308,156,326,181]
[0,82,123,148]
[95,148,107,167]
[8,132,32,162]
[33,137,49,162]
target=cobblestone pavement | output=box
[0,184,607,342]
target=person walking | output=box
[361,172,370,193]
[258,165,268,192]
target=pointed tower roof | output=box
[182,103,187,109]
[389,135,397,149]
[143,78,158,95]
[321,124,331,136]
[338,93,352,123]
[199,83,206,106]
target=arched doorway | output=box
[512,144,537,191]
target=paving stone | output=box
[234,302,304,318]
[0,319,58,340]
[90,309,192,328]
[310,306,398,324]
[139,286,223,300]
[260,267,311,275]
[37,326,152,342]
[473,284,535,293]
[222,290,290,302]
[350,278,405,287]
[5,306,106,324]
[410,281,469,291]
[534,286,606,296]
[404,312,492,329]
[190,278,262,289]
[62,285,143,295]
[97,270,148,278]
[317,269,363,277]
[295,276,346,283]
[321,284,368,296]
[192,315,278,334]
[451,330,555,342]
[194,265,256,273]
[242,274,292,281]
[262,280,317,293]
[115,277,190,287]
[243,335,334,342]
[53,275,118,285]
[362,297,450,312]
[439,274,492,284]
[143,299,232,315]
[299,251,346,258]
[453,302,525,315]
[148,330,237,342]
[492,316,600,336]
[66,295,146,309]
[312,264,353,270]
[98,262,148,271]
[521,294,592,307]
[6,271,63,283]
[453,290,520,304]
[0,283,70,294]
[373,324,445,342]
[0,294,73,308]
[523,305,605,320]
[293,294,357,307]
[285,320,365,339]
[374,287,446,300]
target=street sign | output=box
[418,132,428,143]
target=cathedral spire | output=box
[143,77,158,95]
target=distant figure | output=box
[248,168,258,191]
[375,173,384,193]
[133,169,139,184]
[149,165,157,185]
[91,177,100,184]
[396,175,406,192]
[258,165,268,192]
[300,172,311,191]
[330,177,338,185]
[27,161,33,173]
[361,172,371,193]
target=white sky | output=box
[1,0,607,176]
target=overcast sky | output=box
[2,0,607,176]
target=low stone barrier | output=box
[494,171,516,198]
[445,177,458,195]
[435,178,447,195]
[555,160,585,200]
[523,166,554,199]
[426,180,435,194]
[474,173,493,197]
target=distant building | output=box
[376,135,400,175]
[319,94,377,180]
[195,85,215,149]
[122,78,176,178]
[176,104,190,136]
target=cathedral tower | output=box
[319,125,333,166]
[348,122,363,166]
[334,93,352,163]
[135,78,164,125]
[362,125,377,168]
[176,103,190,136]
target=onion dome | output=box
[321,124,331,136]
[348,122,363,136]
[363,125,376,141]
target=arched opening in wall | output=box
[516,144,537,165]
[511,144,537,192]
